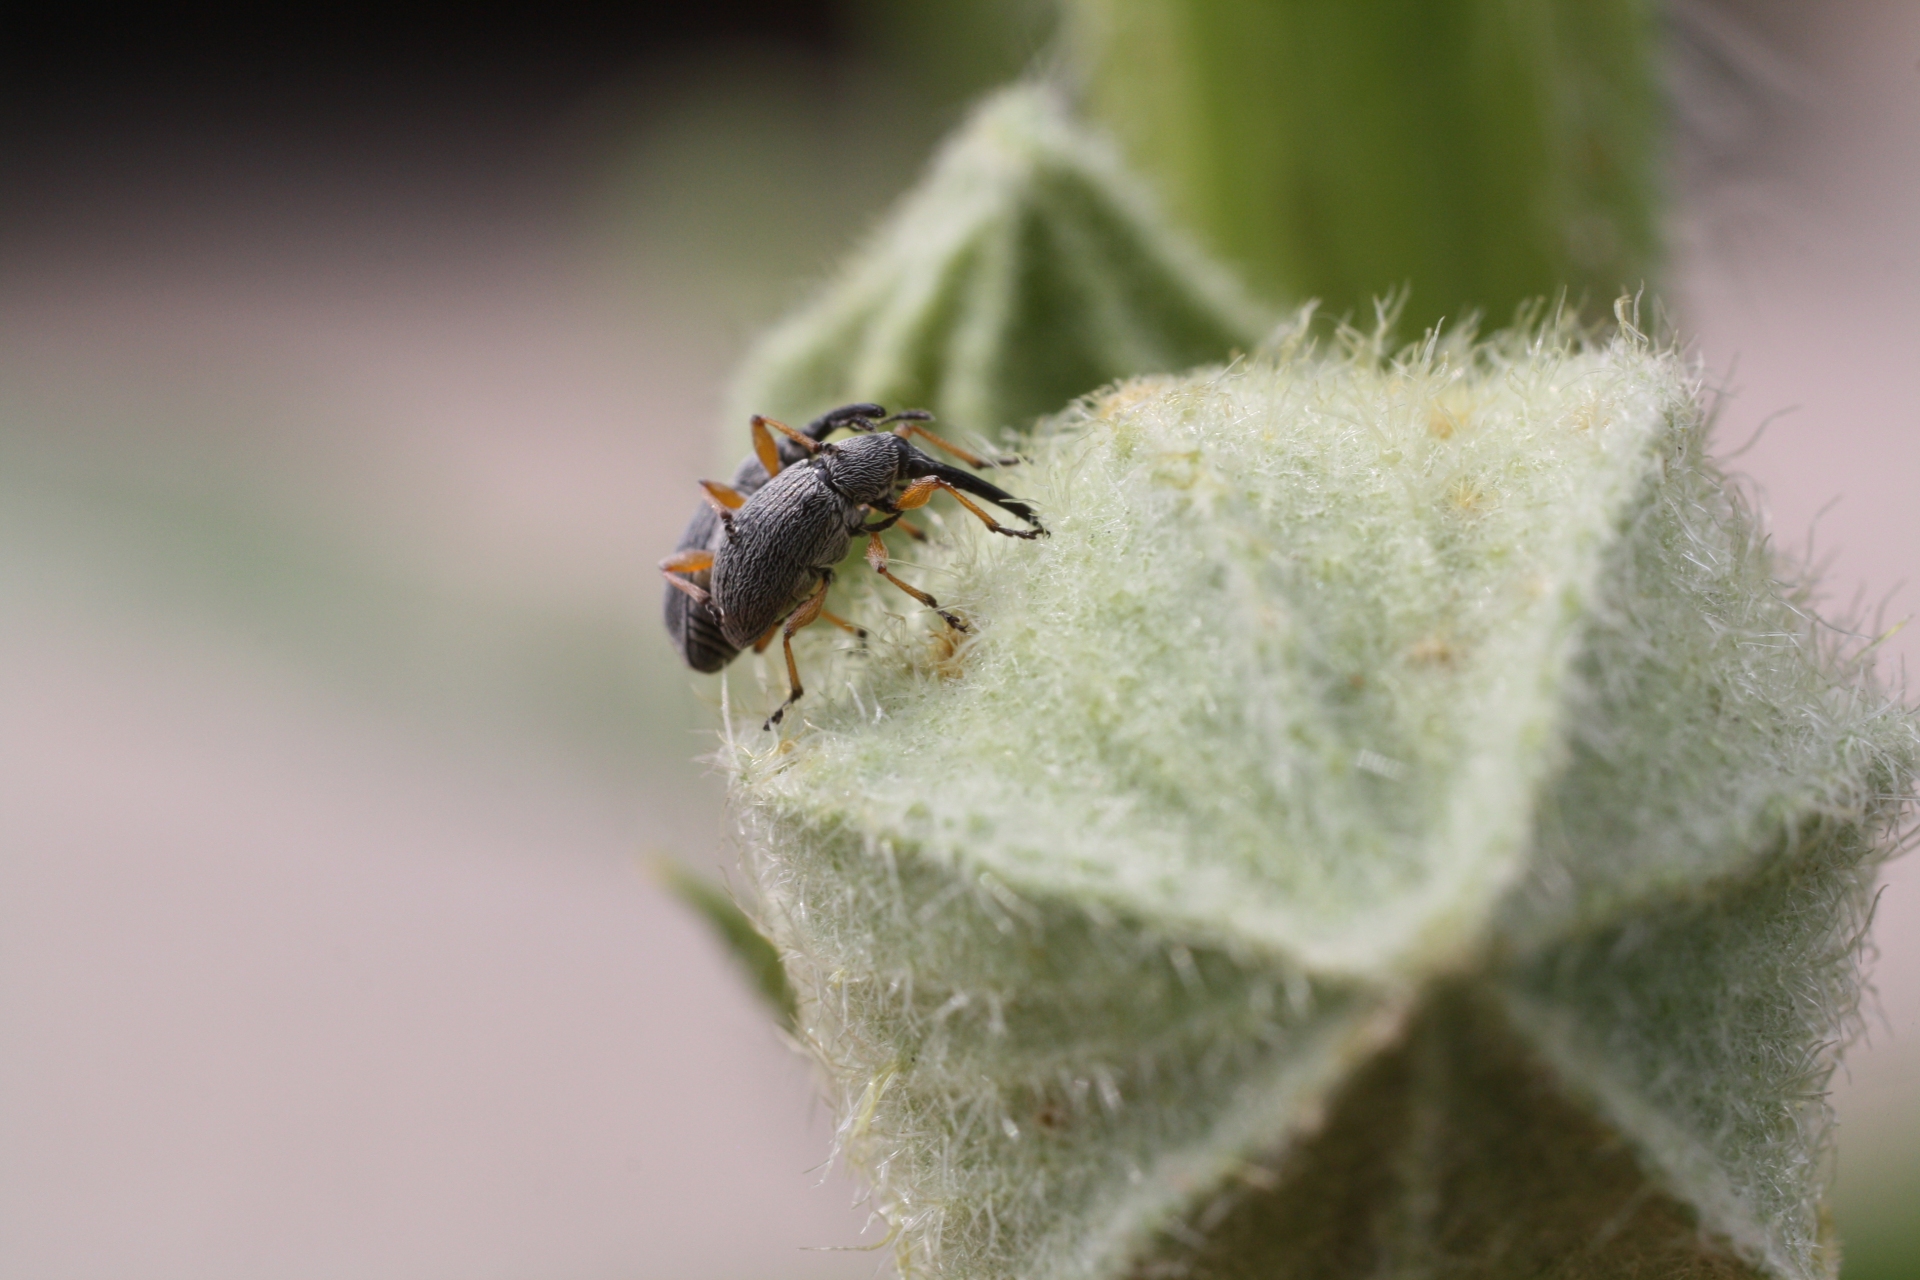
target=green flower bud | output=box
[727,84,1270,442]
[727,314,1917,1280]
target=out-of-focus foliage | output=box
[729,85,1268,442]
[655,860,794,1029]
[1836,1162,1920,1280]
[1067,0,1663,334]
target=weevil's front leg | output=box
[858,503,904,535]
[895,476,1046,539]
[856,503,927,541]
[766,575,832,730]
[866,532,968,632]
[660,549,714,604]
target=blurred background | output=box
[0,3,1913,1277]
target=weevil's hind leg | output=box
[765,576,832,730]
[891,422,1020,468]
[700,480,747,513]
[895,476,1045,540]
[660,572,711,605]
[659,549,714,604]
[752,415,821,474]
[751,619,781,654]
[866,532,968,632]
[662,549,713,573]
[749,416,785,476]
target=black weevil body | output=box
[661,405,1045,727]
[662,403,882,673]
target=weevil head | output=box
[816,432,910,505]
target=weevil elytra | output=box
[661,404,1046,728]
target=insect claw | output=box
[764,694,801,731]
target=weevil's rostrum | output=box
[661,404,1046,727]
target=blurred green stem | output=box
[1066,0,1664,333]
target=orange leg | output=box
[892,423,1018,469]
[756,602,862,655]
[895,476,1045,539]
[820,610,868,640]
[660,549,714,604]
[750,414,820,477]
[700,479,747,513]
[749,417,785,476]
[866,532,967,632]
[765,576,832,729]
[662,549,714,572]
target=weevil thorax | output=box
[815,432,909,506]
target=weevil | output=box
[661,404,1046,728]
[662,403,890,673]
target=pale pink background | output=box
[1671,1,1920,1232]
[0,6,1915,1276]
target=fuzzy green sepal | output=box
[728,84,1270,443]
[727,315,1915,1279]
